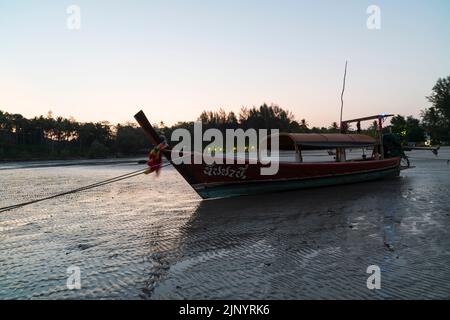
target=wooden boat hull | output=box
[193,166,399,199]
[171,157,401,199]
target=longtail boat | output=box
[135,111,407,199]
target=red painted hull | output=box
[132,110,401,199]
[164,152,401,199]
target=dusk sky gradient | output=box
[1,0,450,127]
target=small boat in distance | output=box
[135,111,406,199]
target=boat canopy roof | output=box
[266,133,376,150]
[342,114,395,124]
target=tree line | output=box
[0,111,151,160]
[1,76,449,160]
[389,75,450,145]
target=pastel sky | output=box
[1,0,450,127]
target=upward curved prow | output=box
[134,110,164,146]
[134,109,198,185]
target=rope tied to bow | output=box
[145,143,167,176]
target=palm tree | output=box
[300,119,308,129]
[329,122,339,133]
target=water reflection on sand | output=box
[1,148,450,299]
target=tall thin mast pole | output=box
[339,61,348,128]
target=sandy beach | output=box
[1,148,449,299]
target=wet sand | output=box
[1,149,450,299]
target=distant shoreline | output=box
[0,154,147,164]
[2,146,449,164]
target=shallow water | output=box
[1,149,450,299]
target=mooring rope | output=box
[0,162,172,214]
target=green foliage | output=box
[115,124,151,155]
[390,115,407,136]
[390,115,425,143]
[328,122,340,133]
[88,140,109,159]
[0,110,116,160]
[421,107,446,144]
[405,116,425,143]
[238,104,297,132]
[422,75,450,144]
[194,104,308,134]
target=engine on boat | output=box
[383,133,410,167]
